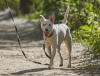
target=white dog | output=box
[40,7,72,69]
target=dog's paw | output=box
[48,66,54,69]
[67,64,71,68]
[59,64,63,67]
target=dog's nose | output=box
[45,29,48,31]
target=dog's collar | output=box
[44,30,54,38]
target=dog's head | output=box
[40,14,55,37]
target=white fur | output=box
[40,7,72,69]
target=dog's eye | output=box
[43,24,45,26]
[49,24,51,26]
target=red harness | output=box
[44,30,54,38]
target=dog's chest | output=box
[44,37,53,46]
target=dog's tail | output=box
[62,7,70,24]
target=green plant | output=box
[76,22,100,59]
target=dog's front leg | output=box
[47,45,51,57]
[48,45,57,69]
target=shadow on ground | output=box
[11,67,100,76]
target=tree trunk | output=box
[20,0,33,14]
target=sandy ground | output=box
[0,10,100,76]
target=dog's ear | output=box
[40,15,45,22]
[49,14,55,22]
[41,18,44,22]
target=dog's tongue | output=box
[45,32,49,37]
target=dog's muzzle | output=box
[44,30,54,38]
[44,31,50,37]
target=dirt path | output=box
[0,10,100,76]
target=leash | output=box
[43,43,51,59]
[5,0,50,64]
[4,0,46,65]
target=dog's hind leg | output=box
[57,44,63,67]
[64,33,72,68]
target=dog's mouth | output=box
[44,31,50,37]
